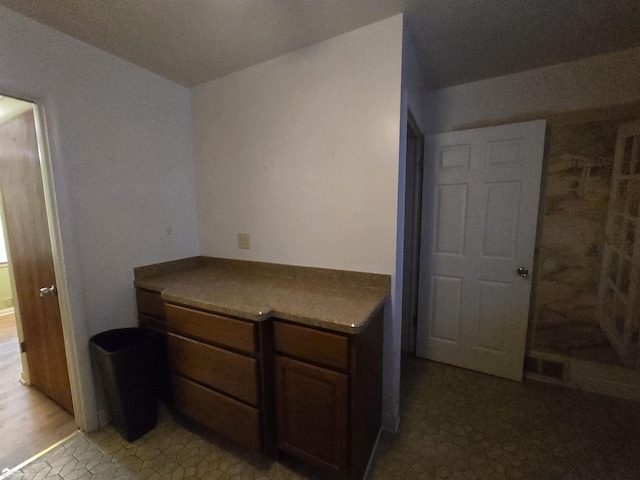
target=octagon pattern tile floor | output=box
[5,357,640,480]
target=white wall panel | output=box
[0,6,198,430]
[192,16,404,428]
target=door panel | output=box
[0,109,73,412]
[431,275,462,343]
[475,280,511,351]
[483,182,520,257]
[417,121,546,381]
[434,184,467,254]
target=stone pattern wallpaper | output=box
[532,116,640,369]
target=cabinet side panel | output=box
[136,289,166,321]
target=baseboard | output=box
[362,427,382,480]
[567,357,640,402]
[0,307,14,317]
[381,411,400,433]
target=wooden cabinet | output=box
[276,355,349,475]
[274,308,383,480]
[166,304,256,354]
[164,303,271,452]
[170,374,262,450]
[136,289,166,333]
[136,288,171,403]
[134,287,383,479]
[168,333,258,404]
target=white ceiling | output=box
[1,0,639,89]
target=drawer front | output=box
[274,321,349,371]
[166,303,256,354]
[172,374,261,451]
[168,333,258,405]
[136,289,165,321]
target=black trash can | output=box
[90,327,163,442]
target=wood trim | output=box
[257,319,276,454]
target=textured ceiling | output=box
[1,0,639,88]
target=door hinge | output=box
[20,341,26,353]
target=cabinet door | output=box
[275,355,348,476]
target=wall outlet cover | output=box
[237,233,251,249]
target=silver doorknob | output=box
[39,285,57,297]
[516,267,529,278]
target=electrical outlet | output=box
[4,298,13,308]
[237,233,251,249]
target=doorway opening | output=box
[530,115,640,370]
[0,94,76,471]
[401,111,424,356]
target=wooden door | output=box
[597,120,640,368]
[275,355,348,476]
[0,109,73,413]
[416,121,546,381]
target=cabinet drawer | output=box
[136,289,165,321]
[172,374,261,451]
[166,303,256,354]
[168,333,257,405]
[274,321,349,371]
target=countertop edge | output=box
[133,258,390,335]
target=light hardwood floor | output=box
[0,313,77,470]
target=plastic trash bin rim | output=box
[90,327,158,355]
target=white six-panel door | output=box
[416,121,546,381]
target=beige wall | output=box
[192,16,403,274]
[424,46,640,134]
[192,16,404,428]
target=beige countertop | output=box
[134,257,390,334]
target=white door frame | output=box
[401,111,424,355]
[32,101,92,430]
